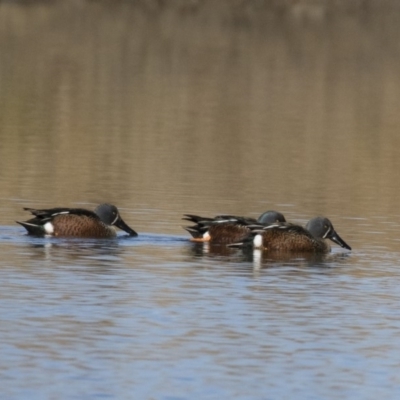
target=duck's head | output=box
[306,217,351,250]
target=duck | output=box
[183,210,286,245]
[229,216,351,253]
[17,203,137,238]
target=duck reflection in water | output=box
[242,246,352,269]
[188,241,245,261]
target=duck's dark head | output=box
[95,204,138,236]
[306,217,351,250]
[257,210,286,224]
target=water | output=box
[1,1,400,399]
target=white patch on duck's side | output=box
[43,222,54,234]
[253,234,263,248]
[203,231,211,241]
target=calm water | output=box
[1,1,400,399]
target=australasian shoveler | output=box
[183,210,286,245]
[229,216,351,253]
[17,203,138,238]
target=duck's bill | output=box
[115,217,138,237]
[329,230,351,250]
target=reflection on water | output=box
[245,248,352,268]
[1,1,400,399]
[187,241,247,259]
[2,224,400,399]
[185,241,352,270]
